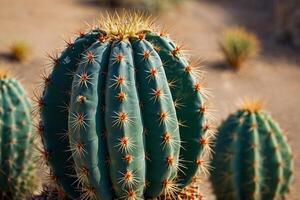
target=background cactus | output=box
[211,100,293,200]
[10,41,30,62]
[0,70,36,200]
[38,13,213,199]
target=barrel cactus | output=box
[211,100,293,200]
[0,70,36,199]
[37,13,213,199]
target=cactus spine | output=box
[38,13,213,199]
[211,101,293,200]
[0,70,35,200]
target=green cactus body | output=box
[0,74,35,200]
[40,14,211,199]
[40,29,104,199]
[145,33,207,187]
[211,105,293,200]
[131,38,180,197]
[69,40,113,199]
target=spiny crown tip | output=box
[98,11,156,38]
[239,98,264,113]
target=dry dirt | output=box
[0,0,299,199]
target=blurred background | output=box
[0,0,299,199]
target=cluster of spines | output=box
[211,107,293,200]
[0,76,35,200]
[36,16,214,199]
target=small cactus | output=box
[211,100,293,200]
[10,41,30,62]
[0,70,36,200]
[219,27,260,70]
[38,12,213,199]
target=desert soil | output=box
[0,0,300,199]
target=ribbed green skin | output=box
[145,33,207,187]
[40,29,104,199]
[211,109,293,200]
[40,29,208,199]
[0,77,34,200]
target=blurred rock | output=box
[274,0,300,47]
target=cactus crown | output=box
[98,12,155,38]
[239,98,264,113]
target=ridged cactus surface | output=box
[39,13,212,200]
[211,101,293,200]
[0,71,35,200]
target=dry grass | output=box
[219,27,260,70]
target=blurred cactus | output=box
[0,70,36,200]
[37,12,213,199]
[10,41,30,62]
[211,100,293,200]
[219,27,260,70]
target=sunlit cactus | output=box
[0,70,36,200]
[37,12,213,200]
[211,100,293,200]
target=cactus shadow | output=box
[75,0,124,9]
[75,0,104,7]
[0,52,18,62]
[208,60,236,72]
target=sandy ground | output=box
[0,0,300,199]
